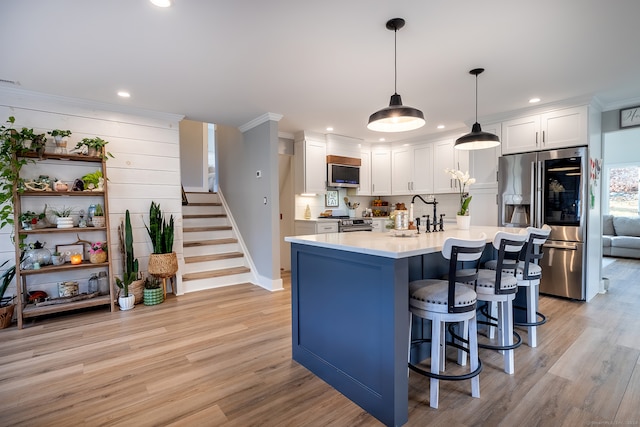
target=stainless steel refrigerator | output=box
[498,146,587,300]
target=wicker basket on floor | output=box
[0,304,15,329]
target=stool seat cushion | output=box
[474,269,518,295]
[484,260,542,278]
[410,279,476,313]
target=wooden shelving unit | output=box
[12,149,115,329]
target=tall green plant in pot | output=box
[145,201,178,298]
[115,210,139,310]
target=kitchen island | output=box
[285,226,518,427]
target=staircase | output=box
[181,192,252,292]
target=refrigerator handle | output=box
[536,160,543,227]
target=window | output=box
[606,165,640,216]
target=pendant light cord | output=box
[475,72,478,123]
[394,26,398,94]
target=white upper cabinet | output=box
[391,143,434,195]
[371,147,392,196]
[501,106,587,154]
[391,146,412,195]
[468,122,501,189]
[433,138,469,194]
[350,149,371,196]
[294,132,327,194]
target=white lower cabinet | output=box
[294,220,338,235]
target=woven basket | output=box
[148,253,178,278]
[0,304,15,329]
[118,280,144,304]
[92,216,106,228]
[143,287,164,306]
[90,251,107,264]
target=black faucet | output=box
[412,195,441,232]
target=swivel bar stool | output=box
[474,231,527,375]
[484,225,551,347]
[408,234,487,409]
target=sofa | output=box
[602,215,640,258]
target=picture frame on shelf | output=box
[620,105,640,128]
[56,244,84,262]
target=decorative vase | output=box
[456,214,471,230]
[118,294,135,311]
[88,147,98,157]
[92,216,106,228]
[148,252,179,278]
[54,136,67,154]
[89,251,107,264]
[56,217,74,229]
[143,287,164,306]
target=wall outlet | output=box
[256,170,262,178]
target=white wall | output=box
[179,119,208,192]
[0,87,184,298]
[216,115,283,290]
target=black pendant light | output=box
[367,18,425,133]
[454,68,500,150]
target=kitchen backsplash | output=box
[295,189,461,222]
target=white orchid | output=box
[445,168,476,216]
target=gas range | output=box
[337,217,373,232]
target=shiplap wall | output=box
[0,87,184,299]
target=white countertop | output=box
[285,225,523,259]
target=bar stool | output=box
[484,225,551,347]
[474,231,527,375]
[408,234,487,409]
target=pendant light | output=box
[367,18,425,133]
[454,68,500,150]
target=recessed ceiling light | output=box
[150,0,172,7]
[117,91,130,98]
[378,138,386,142]
[437,124,445,129]
[529,97,541,103]
[326,127,333,131]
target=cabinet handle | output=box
[542,130,545,144]
[535,131,538,146]
[372,183,375,193]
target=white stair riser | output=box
[183,243,240,256]
[183,229,234,241]
[185,193,220,204]
[183,217,229,227]
[182,273,253,293]
[183,205,225,215]
[183,257,246,273]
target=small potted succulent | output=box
[92,203,105,228]
[49,206,74,228]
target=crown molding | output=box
[239,112,283,133]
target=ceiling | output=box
[3,0,640,143]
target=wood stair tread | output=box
[185,252,244,263]
[183,238,238,247]
[184,226,232,232]
[182,266,251,281]
[185,202,222,206]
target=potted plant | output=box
[47,129,71,154]
[74,137,114,159]
[92,203,106,228]
[89,241,108,264]
[143,275,164,305]
[18,210,46,230]
[82,170,105,191]
[0,116,36,232]
[445,168,476,230]
[145,201,178,285]
[51,250,65,266]
[116,210,139,310]
[49,206,74,228]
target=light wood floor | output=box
[1,259,639,426]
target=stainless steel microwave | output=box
[327,163,360,188]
